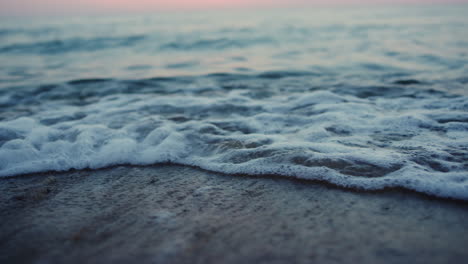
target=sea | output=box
[0,5,467,200]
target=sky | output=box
[1,0,468,16]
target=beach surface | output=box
[1,165,467,264]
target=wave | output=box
[0,35,146,54]
[0,27,59,38]
[0,34,275,55]
[159,36,274,51]
[1,7,467,200]
[0,73,467,200]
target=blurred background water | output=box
[0,6,467,90]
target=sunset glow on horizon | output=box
[1,0,468,16]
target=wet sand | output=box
[1,165,468,264]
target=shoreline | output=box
[3,163,468,204]
[1,164,468,263]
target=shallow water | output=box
[0,6,467,200]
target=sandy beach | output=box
[1,165,467,264]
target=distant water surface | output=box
[0,6,467,200]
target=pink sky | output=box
[1,0,467,15]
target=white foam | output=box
[0,84,467,200]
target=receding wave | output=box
[0,72,467,200]
[1,7,467,201]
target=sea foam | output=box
[0,75,467,200]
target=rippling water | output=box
[1,6,467,200]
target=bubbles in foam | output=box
[0,74,467,201]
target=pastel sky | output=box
[1,0,467,15]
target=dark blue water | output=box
[0,6,467,199]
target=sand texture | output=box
[1,165,468,264]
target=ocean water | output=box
[1,6,467,200]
